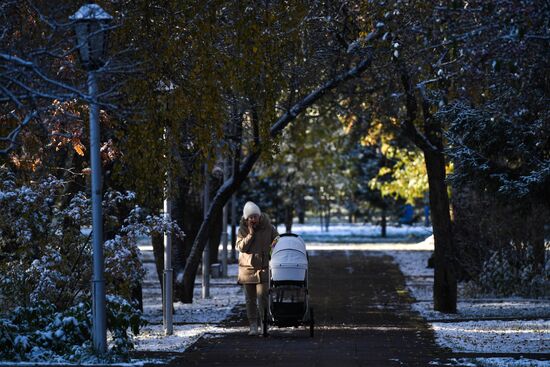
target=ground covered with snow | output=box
[287,222,433,242]
[380,235,550,367]
[134,247,243,355]
[282,224,549,366]
[3,223,546,366]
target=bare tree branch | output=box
[0,112,38,154]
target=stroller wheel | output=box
[262,307,269,337]
[309,307,314,337]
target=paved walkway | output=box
[165,250,459,366]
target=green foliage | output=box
[112,1,313,182]
[251,102,355,220]
[369,146,428,204]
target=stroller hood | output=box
[272,234,307,257]
[270,234,308,281]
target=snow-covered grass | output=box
[381,235,550,367]
[468,358,550,367]
[272,227,549,366]
[133,247,242,360]
[133,324,241,352]
[279,222,432,242]
[140,264,241,325]
[432,319,549,353]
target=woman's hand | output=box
[246,214,259,236]
[247,220,255,236]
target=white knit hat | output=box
[243,201,261,219]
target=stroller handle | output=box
[279,233,299,237]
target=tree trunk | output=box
[324,203,330,232]
[229,102,242,265]
[206,170,224,266]
[397,59,457,313]
[230,193,237,263]
[284,204,293,233]
[298,196,306,224]
[151,232,164,294]
[209,203,223,265]
[424,149,457,313]
[173,177,203,303]
[528,200,546,270]
[381,207,387,238]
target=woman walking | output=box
[237,201,279,335]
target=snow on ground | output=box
[379,235,550,367]
[140,264,241,325]
[133,324,242,352]
[269,226,549,366]
[281,222,432,242]
[432,319,548,353]
[468,358,550,367]
[135,252,242,355]
[132,223,431,357]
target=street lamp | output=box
[156,81,175,335]
[70,4,112,70]
[70,4,113,355]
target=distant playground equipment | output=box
[264,233,314,337]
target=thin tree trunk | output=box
[529,200,546,270]
[209,203,223,266]
[151,232,164,294]
[325,203,330,232]
[230,102,242,264]
[230,193,237,263]
[206,161,224,267]
[284,204,293,233]
[381,207,387,238]
[298,196,305,224]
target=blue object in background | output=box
[399,204,414,225]
[424,205,430,226]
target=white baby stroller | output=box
[262,233,314,337]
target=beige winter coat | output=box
[237,214,279,284]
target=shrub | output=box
[0,167,183,361]
[465,243,550,298]
[0,298,146,362]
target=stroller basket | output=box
[271,280,305,287]
[271,302,306,326]
[270,285,307,326]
